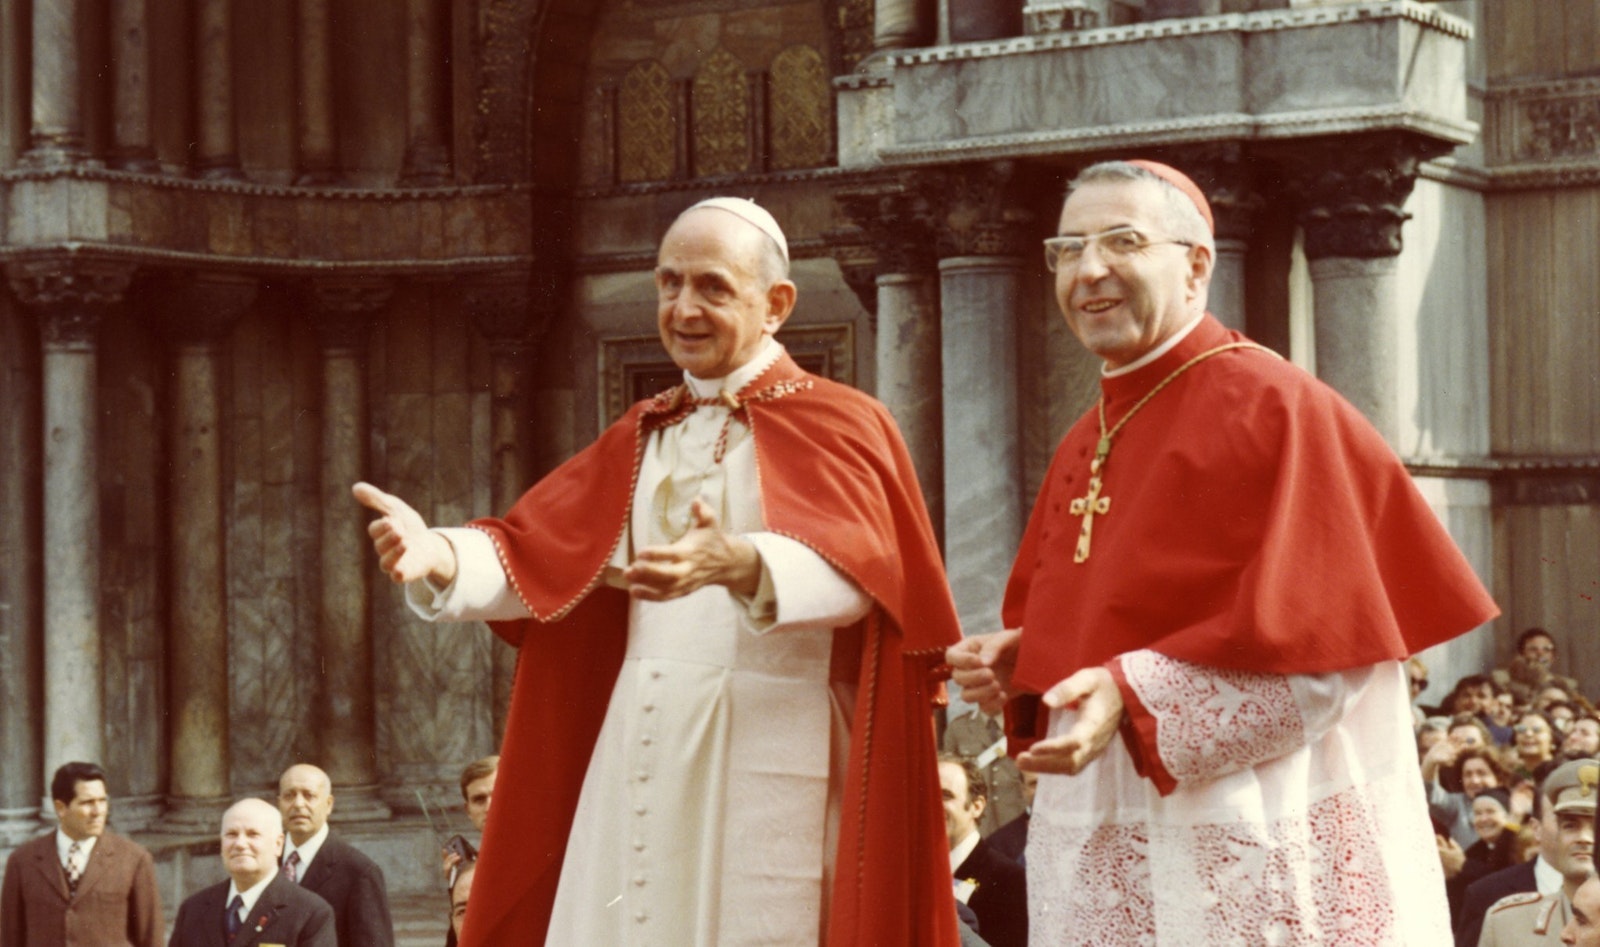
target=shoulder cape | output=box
[1004,314,1497,705]
[457,352,962,947]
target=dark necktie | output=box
[284,850,301,883]
[225,893,244,939]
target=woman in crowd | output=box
[1425,742,1511,850]
[1507,710,1559,781]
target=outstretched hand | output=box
[945,630,1022,716]
[1015,666,1125,776]
[624,498,761,601]
[352,481,457,587]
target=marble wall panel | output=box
[1488,189,1600,455]
[892,34,1243,145]
[1394,177,1489,459]
[66,179,110,242]
[1410,475,1497,710]
[1246,20,1400,115]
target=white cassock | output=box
[1027,653,1451,946]
[409,340,871,947]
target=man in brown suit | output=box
[0,761,163,947]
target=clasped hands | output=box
[945,630,1125,776]
[353,482,758,602]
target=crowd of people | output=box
[1405,628,1599,945]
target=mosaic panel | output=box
[693,49,751,176]
[769,45,831,170]
[619,60,677,182]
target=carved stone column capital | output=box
[835,179,939,277]
[310,277,393,350]
[462,269,549,354]
[1179,143,1264,244]
[922,162,1036,260]
[1276,133,1454,261]
[163,272,259,346]
[7,259,136,348]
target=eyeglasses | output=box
[1043,226,1195,273]
[1514,724,1549,735]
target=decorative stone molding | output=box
[1481,76,1600,189]
[6,259,135,348]
[1275,132,1450,260]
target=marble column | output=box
[1187,148,1260,334]
[312,278,392,821]
[0,289,42,844]
[25,0,87,165]
[463,271,547,740]
[400,0,452,185]
[5,259,135,806]
[875,0,934,50]
[1286,134,1434,446]
[931,164,1029,633]
[294,0,339,185]
[835,183,944,540]
[109,0,160,172]
[159,273,257,830]
[194,0,242,180]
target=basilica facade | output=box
[0,0,1595,904]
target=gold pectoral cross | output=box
[1068,441,1113,563]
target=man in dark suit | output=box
[0,761,163,947]
[277,764,395,947]
[986,770,1036,865]
[168,798,335,947]
[939,756,1028,947]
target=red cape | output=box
[457,352,962,947]
[1004,315,1497,727]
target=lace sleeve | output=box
[1114,649,1359,791]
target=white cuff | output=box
[403,527,531,623]
[741,533,872,634]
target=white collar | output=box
[227,868,278,917]
[55,830,98,865]
[949,828,981,874]
[284,821,330,873]
[1102,313,1204,378]
[684,337,783,398]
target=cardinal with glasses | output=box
[947,159,1498,945]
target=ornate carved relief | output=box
[1523,96,1600,161]
[1485,78,1600,180]
[6,259,136,348]
[769,46,832,171]
[692,50,751,177]
[620,62,677,183]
